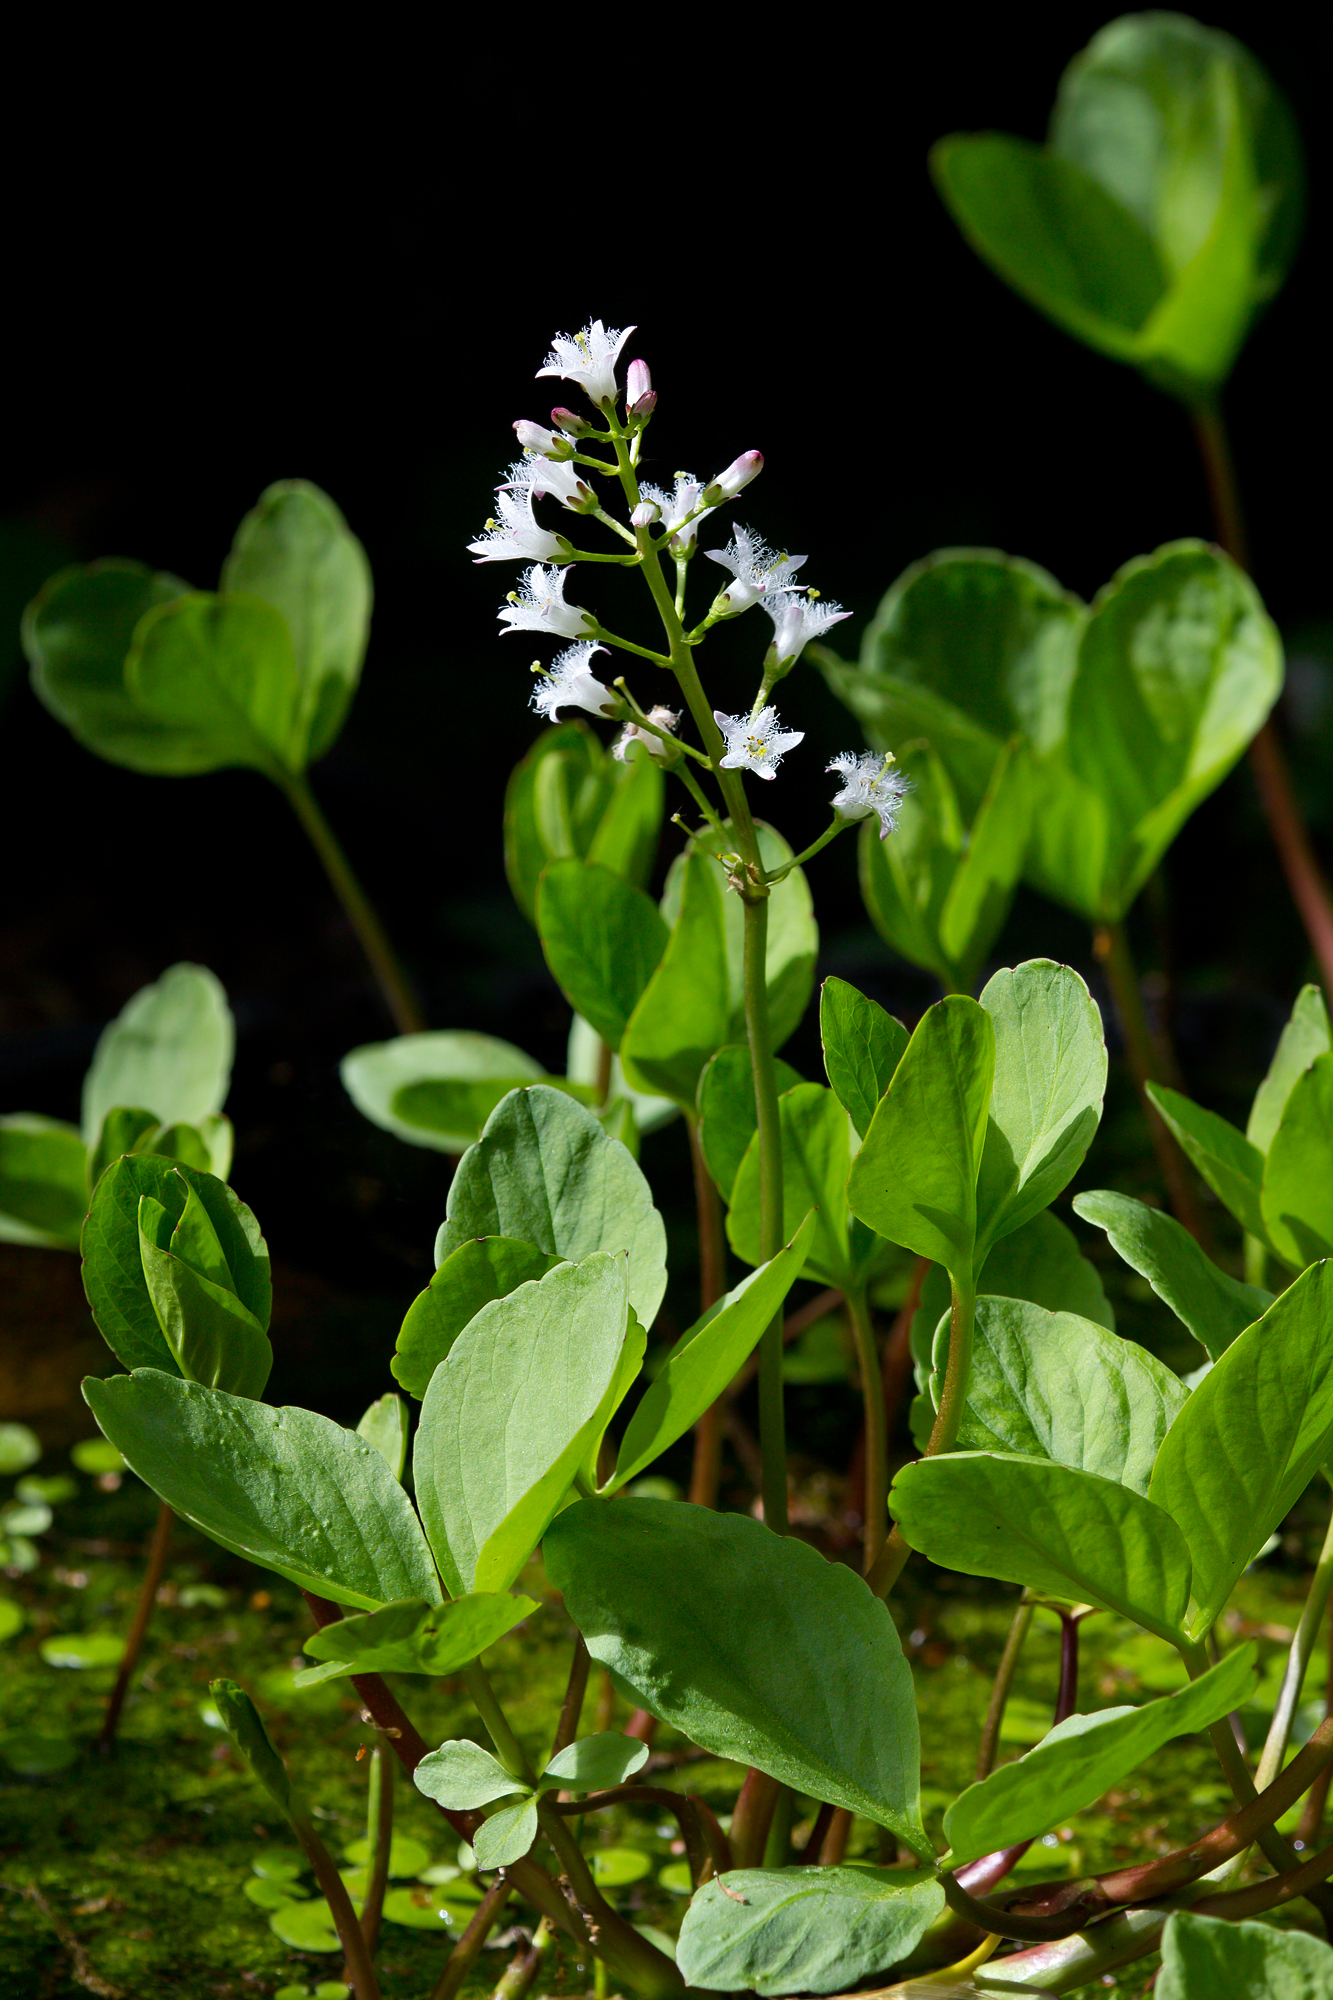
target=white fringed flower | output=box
[705,527,807,615]
[614,705,679,762]
[712,706,805,780]
[499,565,595,641]
[468,485,566,565]
[638,472,713,552]
[536,321,635,407]
[827,751,910,838]
[531,644,617,721]
[503,455,592,513]
[764,590,851,665]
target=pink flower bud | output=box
[551,407,592,437]
[631,500,661,528]
[513,419,562,456]
[702,451,764,506]
[626,360,655,417]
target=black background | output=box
[2,8,1328,1433]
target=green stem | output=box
[488,1915,552,2000]
[1094,919,1208,1243]
[976,1598,1035,1782]
[688,1115,729,1508]
[550,1636,590,1762]
[359,1743,393,1959]
[533,1798,682,1996]
[465,1663,536,1785]
[280,770,426,1035]
[1258,1502,1333,1791]
[845,1286,887,1576]
[766,817,847,880]
[744,889,788,1533]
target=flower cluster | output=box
[475,319,898,843]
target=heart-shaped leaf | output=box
[84,1371,441,1610]
[23,559,191,772]
[414,1738,526,1810]
[545,1498,930,1859]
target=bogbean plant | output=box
[14,14,1333,1998]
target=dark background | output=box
[3,8,1329,1442]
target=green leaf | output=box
[1248,985,1331,1153]
[137,1196,272,1398]
[1261,1053,1333,1268]
[415,1737,527,1808]
[23,559,191,772]
[584,741,665,889]
[220,480,372,765]
[413,1254,632,1596]
[81,963,233,1146]
[937,738,1033,979]
[819,978,908,1140]
[975,961,1106,1260]
[696,1045,803,1202]
[436,1086,667,1332]
[87,1108,230,1193]
[505,723,660,921]
[1073,1190,1269,1360]
[537,861,668,1051]
[891,1452,1192,1643]
[124,592,305,775]
[609,1214,817,1493]
[341,1032,545,1154]
[0,1426,40,1476]
[0,1115,87,1249]
[847,996,995,1276]
[935,1295,1186,1494]
[620,847,732,1111]
[566,1014,677,1140]
[1158,1910,1333,1998]
[298,1592,535,1684]
[83,1371,441,1610]
[932,133,1166,364]
[855,743,965,987]
[394,1238,562,1400]
[676,1866,945,1997]
[1148,1082,1268,1244]
[728,1088,861,1289]
[540,1733,650,1793]
[1065,545,1281,916]
[473,1799,539,1871]
[82,1156,271,1377]
[357,1394,408,1480]
[943,1644,1257,1867]
[211,1679,296,1819]
[1150,1261,1333,1636]
[545,1498,930,1859]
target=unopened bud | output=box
[702,451,763,507]
[551,407,592,438]
[513,419,561,456]
[626,360,655,418]
[631,500,660,529]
